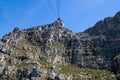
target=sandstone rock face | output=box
[84,11,120,79]
[0,12,120,79]
[84,11,120,39]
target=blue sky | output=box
[0,0,120,38]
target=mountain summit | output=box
[84,11,120,39]
[0,12,120,80]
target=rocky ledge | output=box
[0,12,120,80]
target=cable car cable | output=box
[57,0,60,18]
[47,0,57,17]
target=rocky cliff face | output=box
[84,11,120,79]
[84,11,120,39]
[0,13,119,80]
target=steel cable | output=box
[47,0,57,17]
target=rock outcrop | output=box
[0,12,120,79]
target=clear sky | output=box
[0,0,120,38]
